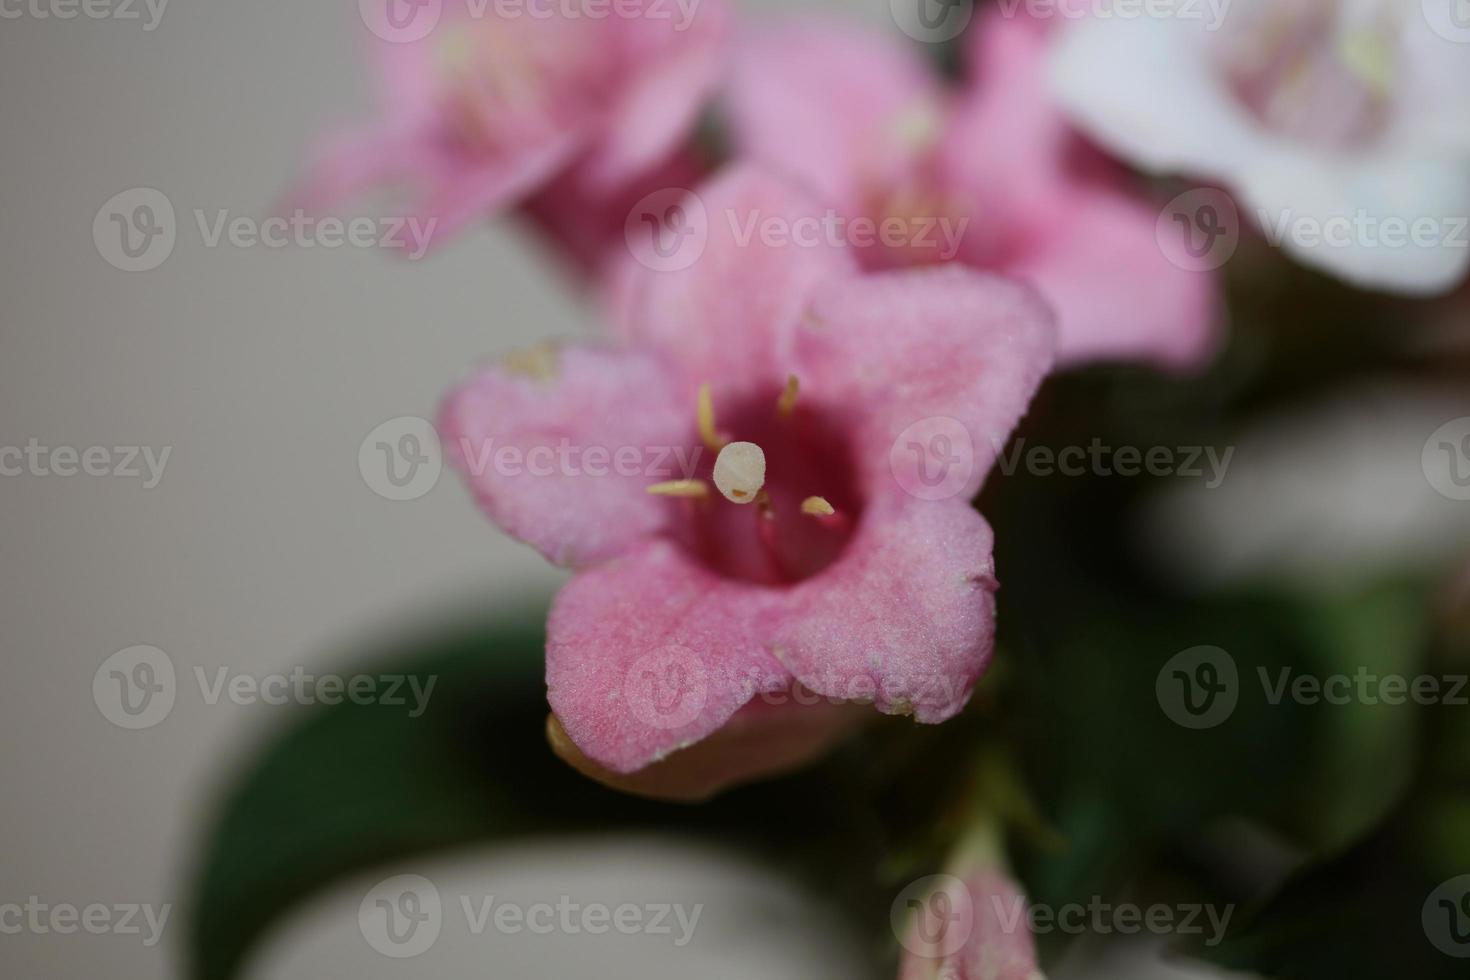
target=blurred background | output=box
[2,1,1467,978]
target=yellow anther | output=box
[801,496,835,517]
[646,479,710,499]
[777,375,800,417]
[499,342,561,382]
[697,383,726,452]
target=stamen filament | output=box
[646,479,710,499]
[777,375,800,417]
[697,383,726,452]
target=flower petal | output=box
[579,0,732,192]
[546,697,866,801]
[775,499,998,724]
[941,9,1077,248]
[546,540,790,773]
[290,123,585,249]
[1047,9,1260,180]
[615,165,859,396]
[1237,153,1470,296]
[1007,187,1221,368]
[794,266,1056,501]
[725,19,943,215]
[439,345,691,568]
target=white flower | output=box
[1048,0,1470,295]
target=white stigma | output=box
[713,441,766,504]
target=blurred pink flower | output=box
[440,167,1055,788]
[898,830,1045,980]
[290,0,728,247]
[1049,0,1470,295]
[726,11,1219,370]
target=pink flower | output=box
[725,11,1219,369]
[291,0,728,247]
[440,168,1055,788]
[898,869,1045,980]
[898,826,1045,980]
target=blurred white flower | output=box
[1143,385,1470,590]
[1048,0,1470,295]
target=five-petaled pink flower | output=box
[440,168,1055,791]
[292,0,728,247]
[725,10,1219,369]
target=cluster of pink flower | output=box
[294,2,1467,974]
